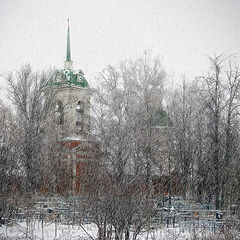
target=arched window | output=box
[56,100,64,125]
[76,101,84,132]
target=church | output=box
[42,20,178,197]
[44,20,100,195]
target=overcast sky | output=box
[1,0,240,92]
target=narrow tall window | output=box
[56,100,64,125]
[76,101,84,132]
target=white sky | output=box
[0,0,240,92]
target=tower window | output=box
[56,100,64,125]
[76,101,84,132]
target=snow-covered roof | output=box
[61,136,88,142]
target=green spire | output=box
[66,19,71,61]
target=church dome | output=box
[150,108,171,127]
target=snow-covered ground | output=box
[0,220,218,240]
[0,221,97,240]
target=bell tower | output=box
[42,20,98,196]
[54,20,92,138]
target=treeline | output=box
[81,54,240,238]
[91,54,240,211]
[0,54,240,239]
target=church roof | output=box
[53,69,89,88]
[49,20,90,88]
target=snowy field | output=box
[0,220,223,240]
[0,221,97,240]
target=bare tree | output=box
[86,53,168,239]
[219,58,240,207]
[5,65,63,196]
[0,101,21,223]
[167,55,240,210]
